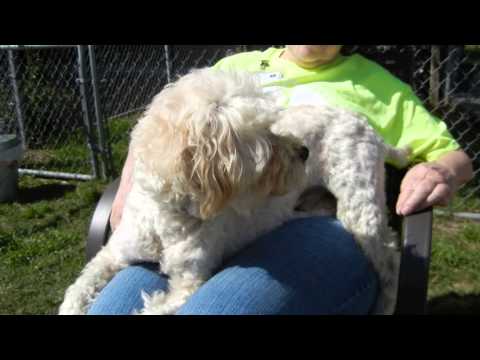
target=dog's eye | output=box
[298,146,309,162]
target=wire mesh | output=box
[0,51,16,135]
[2,44,479,211]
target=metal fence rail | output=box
[1,45,479,211]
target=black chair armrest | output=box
[86,178,120,261]
[394,207,433,314]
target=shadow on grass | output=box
[16,183,77,204]
[428,292,480,314]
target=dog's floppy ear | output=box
[130,110,187,189]
[178,110,245,220]
[257,142,291,197]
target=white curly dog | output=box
[59,68,409,315]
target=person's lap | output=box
[87,216,379,315]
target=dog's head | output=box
[130,68,308,220]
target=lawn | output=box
[0,176,106,314]
[0,115,136,315]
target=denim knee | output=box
[87,263,168,315]
[178,217,379,315]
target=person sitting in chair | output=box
[87,45,473,315]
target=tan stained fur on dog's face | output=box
[130,68,308,220]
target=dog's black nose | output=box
[298,146,309,162]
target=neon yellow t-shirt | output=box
[213,47,460,167]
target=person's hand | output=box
[396,162,455,216]
[110,150,135,232]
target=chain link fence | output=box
[0,51,16,136]
[1,45,479,211]
[415,46,480,211]
[0,45,109,180]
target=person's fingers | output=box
[397,177,437,215]
[399,165,428,191]
[398,179,453,215]
[397,170,419,214]
[397,162,454,215]
[425,183,452,207]
[396,186,414,215]
[396,167,429,214]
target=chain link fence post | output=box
[429,45,442,109]
[88,45,114,180]
[7,49,26,149]
[76,45,100,179]
[164,45,172,83]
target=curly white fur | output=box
[59,68,309,315]
[59,68,409,315]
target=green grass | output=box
[0,176,107,314]
[20,113,138,176]
[465,45,480,52]
[427,212,480,314]
[0,114,136,315]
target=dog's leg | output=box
[368,234,401,315]
[331,142,408,314]
[320,138,401,314]
[58,242,127,315]
[137,239,219,315]
[320,136,387,241]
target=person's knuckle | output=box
[419,178,436,191]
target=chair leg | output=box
[394,208,433,314]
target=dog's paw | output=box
[58,284,93,315]
[135,307,173,315]
[58,301,88,315]
[136,290,174,315]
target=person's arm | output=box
[110,146,135,231]
[396,149,473,216]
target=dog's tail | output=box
[385,145,411,169]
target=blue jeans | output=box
[87,216,379,315]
